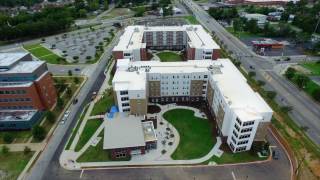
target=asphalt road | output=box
[25,30,122,180]
[33,129,291,180]
[181,0,320,145]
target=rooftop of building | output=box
[142,121,157,142]
[103,112,146,149]
[114,59,272,118]
[113,25,220,51]
[0,52,29,69]
[0,60,44,74]
[0,110,38,122]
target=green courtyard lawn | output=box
[301,62,320,76]
[102,8,134,19]
[184,16,200,25]
[77,132,130,162]
[24,43,68,64]
[91,90,114,116]
[0,131,32,144]
[208,151,267,164]
[0,151,34,179]
[65,105,89,150]
[163,109,215,160]
[75,119,103,152]
[157,51,183,62]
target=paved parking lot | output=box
[42,26,115,63]
[241,37,305,57]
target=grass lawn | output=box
[157,51,183,62]
[75,119,103,152]
[0,151,34,179]
[24,43,68,64]
[77,132,130,162]
[0,131,32,144]
[65,105,89,150]
[208,151,267,164]
[184,16,200,25]
[226,27,262,39]
[163,109,215,160]
[91,91,114,116]
[301,62,320,76]
[102,8,133,19]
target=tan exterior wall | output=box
[254,122,270,141]
[216,103,225,129]
[130,99,147,115]
[190,80,203,96]
[207,83,214,107]
[148,81,160,97]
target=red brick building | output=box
[0,53,57,111]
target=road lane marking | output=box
[231,171,237,180]
[80,169,84,178]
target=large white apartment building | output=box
[112,59,273,153]
[112,25,220,61]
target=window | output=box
[237,140,249,145]
[120,91,128,95]
[236,146,246,152]
[231,136,236,144]
[234,124,240,132]
[241,127,253,133]
[239,134,250,139]
[232,130,238,138]
[236,118,242,126]
[204,75,208,78]
[121,97,129,101]
[123,108,130,112]
[122,103,129,107]
[243,121,254,126]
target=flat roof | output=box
[0,61,44,74]
[0,110,38,122]
[142,121,157,142]
[113,25,220,52]
[103,113,146,149]
[113,70,147,91]
[114,59,272,117]
[0,52,29,68]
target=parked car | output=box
[73,98,78,104]
[272,150,280,160]
[74,68,81,71]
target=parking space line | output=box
[80,169,84,178]
[231,171,237,180]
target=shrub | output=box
[24,146,31,155]
[32,125,46,141]
[248,71,256,77]
[46,111,56,123]
[265,91,277,100]
[3,133,14,144]
[1,146,9,154]
[73,56,79,60]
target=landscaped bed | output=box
[163,108,215,160]
[157,51,183,62]
[75,119,103,152]
[301,62,320,76]
[208,151,267,164]
[0,150,34,180]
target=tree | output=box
[245,19,260,34]
[280,106,293,113]
[293,74,309,89]
[285,67,296,80]
[104,0,109,10]
[68,70,73,76]
[57,97,64,109]
[266,91,277,99]
[24,146,31,155]
[248,71,256,77]
[32,125,46,141]
[257,80,266,86]
[74,77,80,84]
[233,18,242,32]
[66,87,72,97]
[3,133,14,144]
[46,111,56,123]
[78,9,87,18]
[1,146,9,155]
[311,88,320,102]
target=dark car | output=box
[73,98,78,104]
[74,68,81,71]
[272,150,280,160]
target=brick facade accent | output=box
[112,51,124,60]
[212,49,220,60]
[35,72,57,109]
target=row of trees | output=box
[0,7,75,41]
[0,0,43,7]
[208,7,238,23]
[285,67,320,102]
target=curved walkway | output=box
[59,104,222,170]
